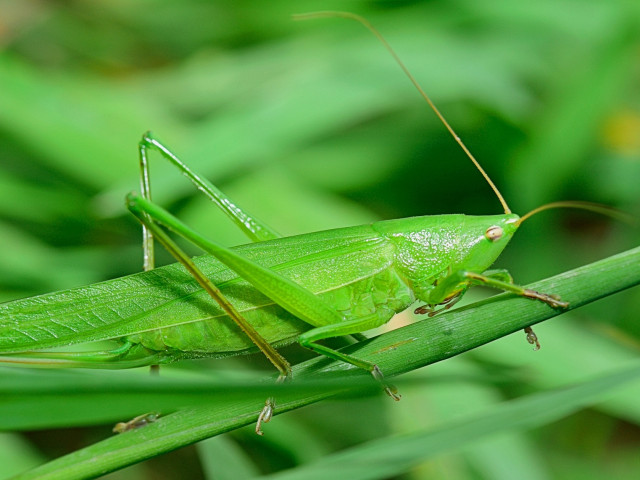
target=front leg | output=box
[423,269,569,309]
[416,268,568,349]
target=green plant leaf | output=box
[9,246,640,480]
[263,359,640,480]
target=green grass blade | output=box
[197,435,261,480]
[10,246,640,480]
[475,318,640,424]
[0,434,44,480]
[387,359,550,480]
[263,359,640,480]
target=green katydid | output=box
[0,11,611,435]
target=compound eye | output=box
[485,226,503,242]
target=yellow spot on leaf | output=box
[602,110,640,156]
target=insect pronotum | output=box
[2,11,607,435]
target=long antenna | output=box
[293,11,512,214]
[516,201,637,227]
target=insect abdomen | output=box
[125,263,413,356]
[322,264,414,320]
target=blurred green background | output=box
[0,0,639,479]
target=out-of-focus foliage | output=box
[0,0,638,479]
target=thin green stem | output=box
[12,246,640,480]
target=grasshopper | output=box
[0,12,587,435]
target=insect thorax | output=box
[372,214,519,302]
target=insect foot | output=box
[414,294,463,318]
[413,304,446,318]
[255,398,275,436]
[113,412,160,434]
[276,371,293,384]
[254,373,291,435]
[524,289,570,309]
[524,326,541,351]
[414,304,432,315]
[372,365,401,401]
